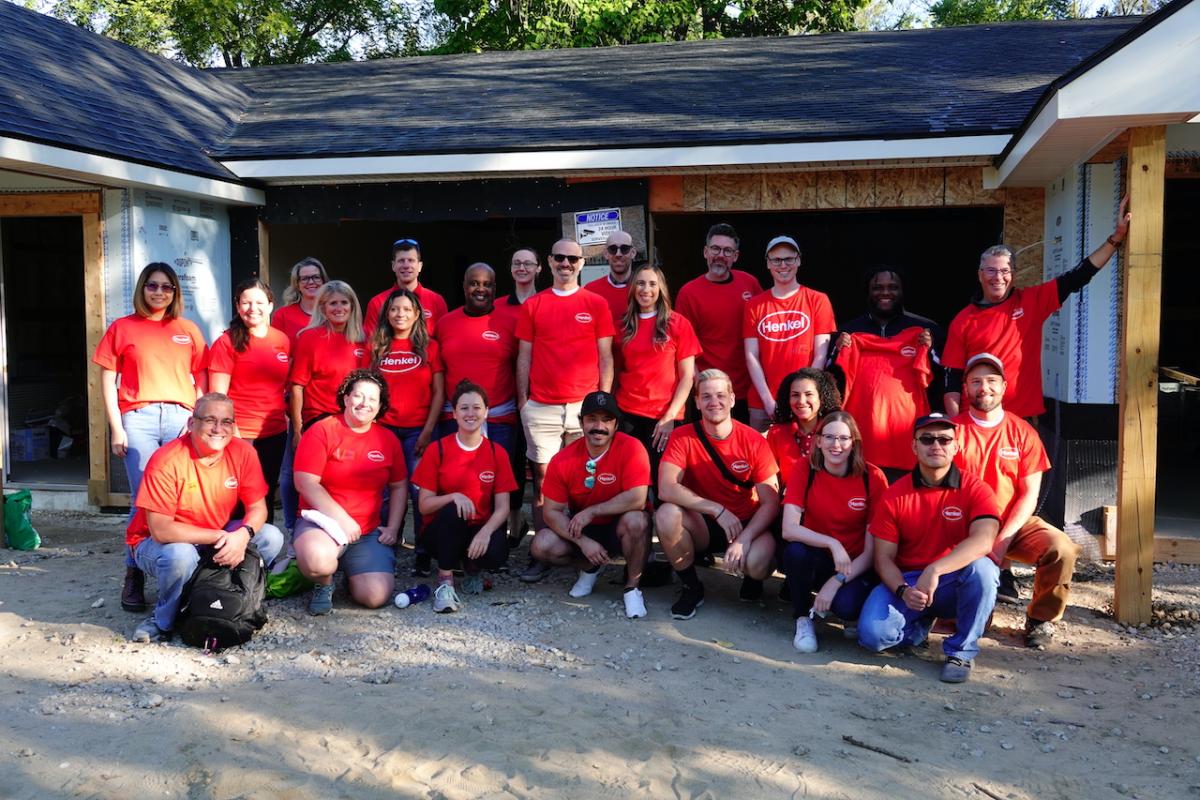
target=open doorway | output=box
[1,216,88,487]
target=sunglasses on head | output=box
[550,253,584,265]
[393,238,420,248]
[606,244,633,255]
[916,434,954,446]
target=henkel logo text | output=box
[741,291,753,301]
[422,309,433,319]
[731,460,751,473]
[999,447,1020,460]
[848,497,867,511]
[380,352,421,373]
[756,311,810,342]
[1011,308,1025,320]
[482,330,501,342]
[942,506,963,521]
[275,351,289,363]
[575,312,593,324]
[900,346,917,358]
[353,348,366,359]
[479,470,495,483]
[597,473,616,485]
[366,450,385,463]
[223,477,239,489]
[172,334,192,345]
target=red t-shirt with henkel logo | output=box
[411,434,518,526]
[93,314,207,414]
[614,312,702,420]
[271,303,312,349]
[952,411,1050,521]
[294,416,407,533]
[516,287,616,405]
[206,329,291,439]
[289,328,366,424]
[784,460,889,559]
[943,280,1060,418]
[742,286,836,409]
[675,271,762,398]
[434,307,519,423]
[585,275,631,322]
[125,435,267,548]
[542,433,650,524]
[869,468,1001,572]
[361,338,443,428]
[661,420,778,521]
[364,283,449,337]
[765,422,817,492]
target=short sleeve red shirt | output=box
[765,422,817,492]
[289,328,367,424]
[661,420,778,521]
[294,416,407,533]
[952,411,1051,521]
[362,338,444,428]
[943,280,1061,418]
[93,314,207,413]
[784,460,889,558]
[125,435,267,548]
[271,303,312,349]
[585,275,631,322]
[411,434,518,526]
[542,432,651,524]
[205,329,290,439]
[515,287,617,405]
[742,286,837,409]
[675,271,762,398]
[434,308,519,423]
[869,467,1001,572]
[364,284,449,337]
[614,312,702,420]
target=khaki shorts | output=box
[521,398,583,464]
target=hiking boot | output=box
[121,566,147,613]
[671,582,705,620]
[433,582,461,614]
[307,582,334,616]
[461,573,485,596]
[939,656,973,683]
[519,559,552,583]
[739,576,764,603]
[623,588,647,619]
[997,568,1022,605]
[569,568,602,598]
[1024,617,1055,649]
[412,552,433,578]
[131,617,169,643]
[793,617,819,653]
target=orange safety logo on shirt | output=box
[943,505,963,521]
[757,311,810,342]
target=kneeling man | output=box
[529,391,652,618]
[126,393,284,642]
[858,413,1000,683]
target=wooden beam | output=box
[647,176,684,213]
[1102,505,1117,561]
[1086,131,1131,164]
[257,218,269,280]
[0,192,100,216]
[1114,126,1166,625]
[82,209,111,507]
[1154,537,1200,564]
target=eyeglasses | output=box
[707,245,737,257]
[144,281,176,293]
[767,256,800,267]
[393,238,420,248]
[606,244,633,255]
[583,456,599,489]
[298,274,324,285]
[981,268,1012,278]
[196,416,235,429]
[916,434,955,447]
[550,253,584,265]
[820,434,853,445]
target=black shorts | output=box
[580,520,624,557]
[701,514,781,556]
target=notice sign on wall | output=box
[574,208,622,246]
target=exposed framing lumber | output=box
[1114,126,1166,625]
[0,192,100,216]
[81,207,110,506]
[256,218,269,280]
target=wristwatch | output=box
[835,573,848,584]
[895,583,908,598]
[241,524,255,538]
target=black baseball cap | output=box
[580,391,620,420]
[913,412,957,434]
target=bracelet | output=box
[896,584,908,598]
[714,505,726,519]
[1107,235,1122,248]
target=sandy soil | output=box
[2,510,1199,800]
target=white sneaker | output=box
[433,582,460,614]
[793,617,819,653]
[623,588,647,619]
[569,568,602,598]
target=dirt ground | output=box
[2,510,1199,800]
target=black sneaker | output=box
[412,552,432,578]
[671,582,705,620]
[997,568,1021,605]
[738,576,764,603]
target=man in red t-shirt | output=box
[529,391,652,618]
[585,230,636,322]
[656,369,780,619]
[363,238,449,336]
[943,198,1131,418]
[126,393,285,642]
[743,235,836,432]
[858,413,1001,683]
[952,353,1079,649]
[675,223,762,424]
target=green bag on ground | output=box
[265,558,313,598]
[3,489,40,550]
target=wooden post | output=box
[82,207,110,507]
[257,218,269,280]
[1114,126,1166,625]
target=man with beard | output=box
[656,369,780,619]
[952,354,1079,649]
[675,223,762,424]
[586,230,637,322]
[528,391,651,618]
[364,238,449,336]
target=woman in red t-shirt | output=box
[765,368,841,492]
[413,380,518,613]
[613,265,701,494]
[288,280,366,442]
[207,279,290,523]
[93,262,206,612]
[780,411,887,653]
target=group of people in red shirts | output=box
[96,199,1131,681]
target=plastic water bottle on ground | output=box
[394,584,432,608]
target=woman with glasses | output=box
[93,262,207,613]
[293,370,408,615]
[765,368,841,492]
[207,279,290,523]
[289,281,366,442]
[272,257,327,348]
[780,411,888,653]
[411,380,517,613]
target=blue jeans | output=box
[781,541,877,620]
[121,402,191,565]
[279,421,299,533]
[858,557,999,661]
[384,425,426,539]
[132,521,284,631]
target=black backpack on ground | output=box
[177,543,268,650]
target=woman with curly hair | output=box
[765,367,841,492]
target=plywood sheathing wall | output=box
[652,168,1045,283]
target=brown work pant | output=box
[1005,516,1080,623]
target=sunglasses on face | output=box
[144,281,176,293]
[550,253,584,265]
[606,244,633,255]
[916,434,955,446]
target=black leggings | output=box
[427,503,509,573]
[250,432,287,525]
[619,413,663,497]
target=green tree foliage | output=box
[927,0,1075,26]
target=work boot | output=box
[121,566,147,613]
